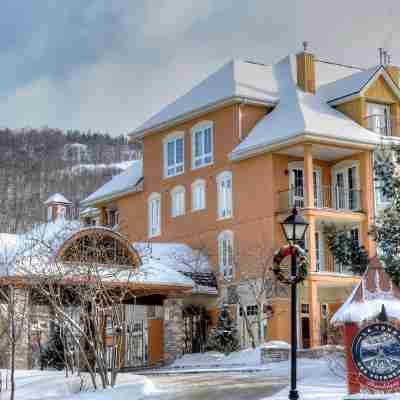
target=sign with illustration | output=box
[352,323,400,383]
[331,257,400,394]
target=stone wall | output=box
[163,297,184,365]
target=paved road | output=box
[141,372,288,400]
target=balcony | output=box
[277,185,362,213]
[364,114,400,136]
[316,251,355,275]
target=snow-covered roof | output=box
[134,242,217,294]
[44,193,71,205]
[81,160,143,206]
[130,60,280,138]
[317,65,390,104]
[230,56,382,161]
[134,242,213,273]
[331,257,400,326]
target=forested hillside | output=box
[0,128,141,233]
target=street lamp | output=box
[280,208,309,400]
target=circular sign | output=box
[352,323,400,382]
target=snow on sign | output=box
[331,257,400,395]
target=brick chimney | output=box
[296,42,316,93]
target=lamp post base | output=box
[289,389,299,400]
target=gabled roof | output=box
[230,56,382,161]
[331,257,400,325]
[44,193,72,205]
[318,65,400,104]
[81,160,143,207]
[130,60,280,138]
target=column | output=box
[308,280,320,348]
[163,297,184,365]
[304,144,314,209]
[100,207,107,226]
[362,150,376,256]
[307,215,316,273]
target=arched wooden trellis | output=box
[57,227,142,268]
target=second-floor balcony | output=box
[277,185,362,213]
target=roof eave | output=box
[81,181,143,208]
[229,133,379,162]
[129,96,277,141]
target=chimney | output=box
[296,41,316,93]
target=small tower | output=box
[44,193,73,222]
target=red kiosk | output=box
[332,257,400,395]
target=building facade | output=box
[81,48,400,354]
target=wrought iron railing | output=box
[277,185,362,213]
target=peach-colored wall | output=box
[115,104,276,280]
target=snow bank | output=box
[0,370,153,400]
[172,347,262,368]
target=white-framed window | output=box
[163,132,184,178]
[191,121,214,169]
[59,206,67,220]
[218,230,234,280]
[148,192,161,237]
[171,185,185,217]
[367,102,391,136]
[191,179,206,211]
[217,171,233,219]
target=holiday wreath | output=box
[272,245,308,285]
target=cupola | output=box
[44,193,72,222]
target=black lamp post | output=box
[280,208,309,400]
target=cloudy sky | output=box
[1,0,399,136]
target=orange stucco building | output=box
[81,48,400,354]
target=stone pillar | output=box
[163,297,184,365]
[12,288,32,369]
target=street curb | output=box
[136,367,271,375]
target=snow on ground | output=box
[172,347,262,368]
[171,348,346,399]
[0,370,153,400]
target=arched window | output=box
[148,192,161,237]
[218,230,234,280]
[191,179,206,211]
[216,171,233,219]
[191,121,214,169]
[171,185,186,217]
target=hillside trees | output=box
[0,128,141,233]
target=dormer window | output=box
[191,121,213,169]
[366,102,391,136]
[163,132,184,178]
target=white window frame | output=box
[367,102,391,136]
[191,179,206,211]
[148,192,161,238]
[218,230,234,281]
[191,121,214,170]
[217,171,233,220]
[170,185,186,217]
[332,160,360,211]
[163,131,185,178]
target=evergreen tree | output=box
[206,304,240,354]
[324,225,368,275]
[371,144,400,284]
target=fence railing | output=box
[277,185,362,212]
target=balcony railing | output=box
[318,252,354,275]
[277,185,362,213]
[364,114,400,136]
